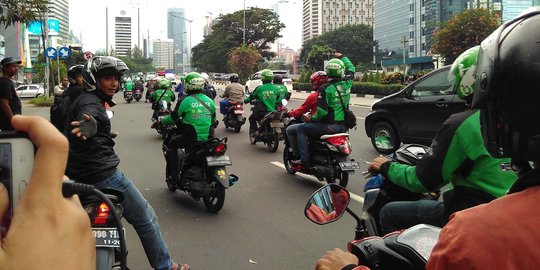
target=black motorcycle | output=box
[305,184,441,270]
[248,102,287,152]
[152,100,174,139]
[282,118,359,188]
[223,102,246,133]
[163,134,238,213]
[133,87,143,102]
[124,89,133,103]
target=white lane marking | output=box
[356,117,365,120]
[270,161,364,204]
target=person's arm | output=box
[315,248,368,270]
[54,85,64,96]
[288,92,317,118]
[161,98,185,126]
[311,85,330,121]
[0,99,14,121]
[0,115,95,269]
[222,85,231,98]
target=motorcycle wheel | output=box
[135,98,140,102]
[203,183,225,213]
[249,129,257,145]
[127,99,132,103]
[283,150,297,174]
[267,132,279,153]
[332,169,349,188]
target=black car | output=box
[365,66,468,154]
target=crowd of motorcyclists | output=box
[3,7,540,269]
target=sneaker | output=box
[171,262,190,270]
[291,159,308,172]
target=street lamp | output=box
[243,0,246,46]
[169,14,194,72]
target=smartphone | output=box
[0,131,34,237]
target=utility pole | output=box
[243,0,246,46]
[400,35,408,84]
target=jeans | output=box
[379,200,447,235]
[296,122,347,164]
[285,123,302,157]
[93,170,174,270]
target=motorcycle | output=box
[223,102,246,133]
[152,100,174,139]
[282,117,359,188]
[305,184,440,270]
[81,189,127,270]
[124,89,133,103]
[163,135,239,213]
[248,100,287,153]
[133,87,143,102]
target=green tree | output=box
[300,24,374,69]
[228,45,262,83]
[374,71,381,84]
[361,73,368,82]
[367,72,374,82]
[432,8,501,64]
[305,45,335,70]
[192,7,284,72]
[0,0,49,29]
[132,45,144,59]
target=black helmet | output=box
[471,7,540,160]
[82,56,129,91]
[67,64,84,81]
[273,74,283,84]
[229,74,239,83]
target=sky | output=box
[69,0,302,53]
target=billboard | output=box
[27,19,60,36]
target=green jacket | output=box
[380,110,517,213]
[275,84,289,102]
[245,82,279,112]
[312,56,355,123]
[151,89,176,103]
[160,93,216,141]
[124,81,133,91]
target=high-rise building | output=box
[153,39,174,70]
[302,0,373,43]
[167,8,188,73]
[48,0,70,42]
[203,12,213,38]
[105,7,140,57]
[501,0,540,21]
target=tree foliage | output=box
[432,8,501,64]
[299,24,374,69]
[0,0,50,29]
[228,45,262,83]
[306,45,335,70]
[192,7,284,72]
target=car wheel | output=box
[370,122,400,154]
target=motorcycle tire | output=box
[267,132,279,153]
[126,99,132,103]
[249,129,257,145]
[332,169,349,188]
[203,183,225,213]
[234,125,241,133]
[283,150,297,174]
[135,98,141,102]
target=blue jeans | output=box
[379,200,447,235]
[285,123,302,157]
[93,170,174,270]
[296,122,347,164]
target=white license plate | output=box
[92,227,124,248]
[206,155,232,166]
[338,161,361,171]
[234,110,244,114]
[270,121,284,128]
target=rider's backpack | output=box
[50,95,71,133]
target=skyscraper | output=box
[48,0,70,41]
[105,7,140,57]
[167,8,188,73]
[153,39,174,70]
[501,0,540,21]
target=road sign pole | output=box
[57,46,60,90]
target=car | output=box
[245,70,293,94]
[364,66,469,154]
[15,84,45,98]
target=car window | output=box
[29,86,39,90]
[410,69,453,97]
[16,86,26,91]
[252,73,261,80]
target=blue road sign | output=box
[45,47,57,59]
[58,47,71,59]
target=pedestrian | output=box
[54,76,69,102]
[0,57,22,131]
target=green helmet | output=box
[260,69,274,82]
[325,58,345,78]
[449,46,479,100]
[158,78,170,89]
[184,72,206,93]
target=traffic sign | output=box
[45,47,57,59]
[58,46,71,59]
[83,51,94,60]
[23,67,33,73]
[40,62,51,66]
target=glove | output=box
[72,114,98,140]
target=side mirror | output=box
[281,99,288,107]
[106,110,114,119]
[305,184,350,225]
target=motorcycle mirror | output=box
[305,184,350,225]
[106,110,114,119]
[281,99,288,106]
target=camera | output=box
[0,131,34,237]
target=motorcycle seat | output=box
[320,133,349,140]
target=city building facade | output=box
[105,7,140,57]
[167,8,188,73]
[501,0,540,21]
[152,39,174,70]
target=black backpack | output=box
[50,96,71,133]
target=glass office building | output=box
[502,0,540,21]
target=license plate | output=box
[338,161,361,171]
[234,110,244,114]
[92,227,125,248]
[206,155,232,166]
[270,121,284,128]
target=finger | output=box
[11,116,68,201]
[0,183,8,230]
[71,121,81,127]
[82,114,91,121]
[71,128,81,135]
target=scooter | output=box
[124,89,133,103]
[134,87,143,102]
[305,184,440,270]
[223,102,246,133]
[152,100,174,139]
[163,134,238,213]
[248,100,287,153]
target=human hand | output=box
[110,131,119,139]
[0,115,95,269]
[334,52,343,59]
[71,113,98,140]
[315,248,359,270]
[302,114,312,122]
[368,156,390,173]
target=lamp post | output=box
[243,0,246,46]
[169,14,194,72]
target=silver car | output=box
[15,84,45,98]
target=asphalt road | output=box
[22,92,380,270]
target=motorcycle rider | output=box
[151,79,176,120]
[367,46,517,235]
[284,71,328,161]
[201,73,217,100]
[219,73,245,120]
[124,77,133,92]
[244,69,279,137]
[145,77,157,102]
[66,56,189,270]
[50,64,85,132]
[63,64,85,102]
[292,53,354,171]
[315,7,540,270]
[152,72,216,186]
[273,74,290,101]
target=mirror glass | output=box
[305,184,350,225]
[281,99,288,106]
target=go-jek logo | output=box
[191,78,205,86]
[327,63,342,70]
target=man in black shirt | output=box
[0,57,22,130]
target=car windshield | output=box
[273,71,290,79]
